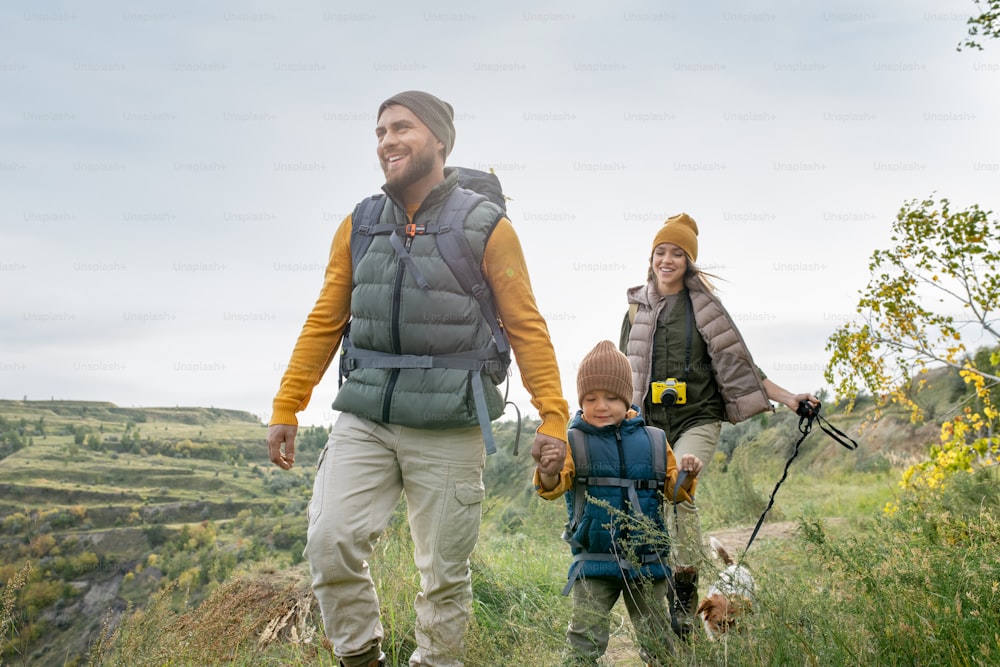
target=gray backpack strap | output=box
[388,228,431,289]
[434,187,510,455]
[645,426,667,492]
[435,188,510,360]
[562,427,590,595]
[349,195,390,278]
[565,428,590,535]
[339,198,387,388]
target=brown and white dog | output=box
[696,537,756,640]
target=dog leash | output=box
[741,401,858,556]
[672,469,689,506]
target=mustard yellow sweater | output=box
[270,213,570,444]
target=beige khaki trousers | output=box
[304,412,486,667]
[666,420,721,568]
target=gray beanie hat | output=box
[377,90,456,157]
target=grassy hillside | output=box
[0,400,314,666]
[0,386,990,666]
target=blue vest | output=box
[562,411,671,592]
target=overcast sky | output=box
[2,0,999,429]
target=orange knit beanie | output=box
[651,212,699,262]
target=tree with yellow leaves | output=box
[960,0,1000,51]
[825,196,1000,489]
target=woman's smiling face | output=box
[651,242,688,295]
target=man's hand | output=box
[267,424,298,470]
[531,433,566,476]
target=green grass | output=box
[5,398,998,666]
[74,465,1000,666]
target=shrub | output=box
[800,466,1000,665]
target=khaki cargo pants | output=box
[304,412,486,667]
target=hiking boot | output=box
[671,567,699,641]
[338,652,385,667]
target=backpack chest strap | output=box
[581,476,664,490]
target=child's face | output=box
[580,390,628,427]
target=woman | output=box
[619,212,818,639]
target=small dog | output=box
[696,537,756,639]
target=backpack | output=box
[561,425,670,594]
[565,425,668,535]
[340,167,515,455]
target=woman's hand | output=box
[678,453,703,476]
[763,378,820,413]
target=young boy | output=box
[535,340,703,667]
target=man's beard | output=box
[382,140,437,198]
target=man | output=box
[266,90,569,667]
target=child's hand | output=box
[678,454,703,476]
[534,441,564,492]
[532,436,565,476]
[538,441,562,471]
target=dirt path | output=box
[706,517,847,554]
[704,520,802,551]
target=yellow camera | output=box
[651,379,687,406]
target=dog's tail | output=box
[709,536,734,566]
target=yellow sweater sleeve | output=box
[269,215,354,426]
[484,218,570,443]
